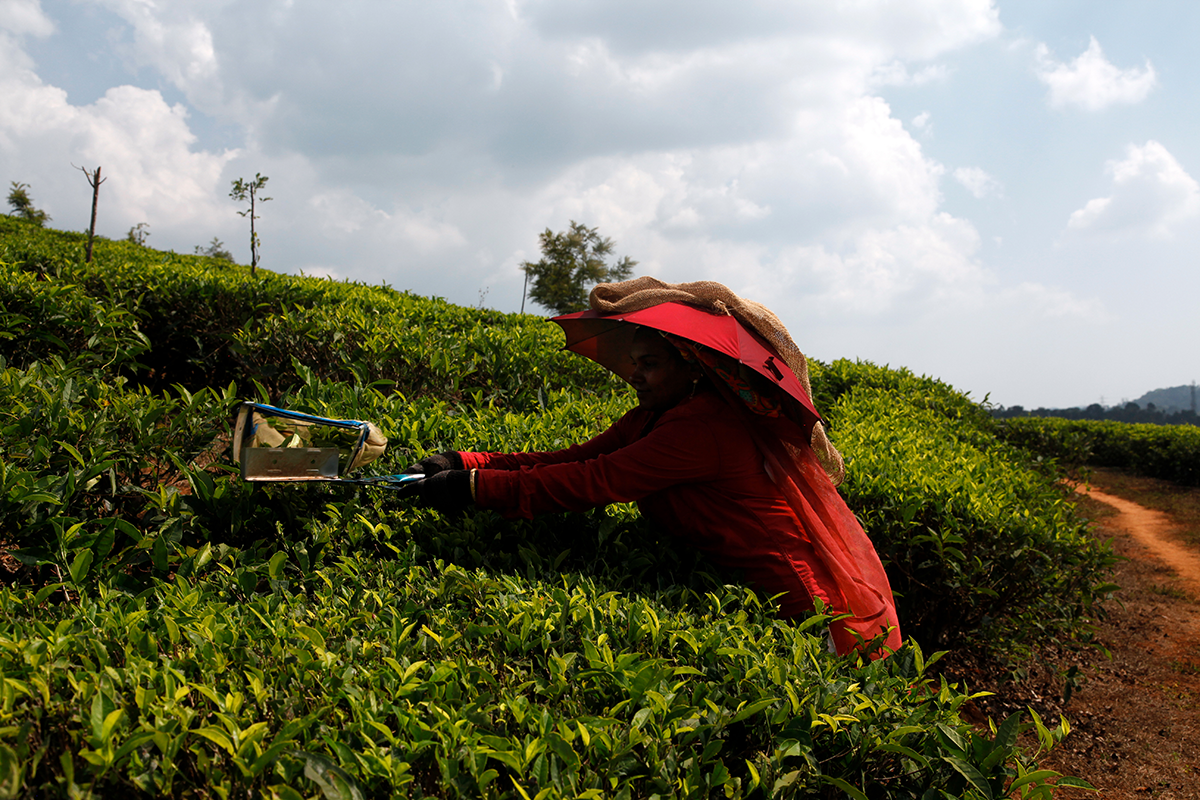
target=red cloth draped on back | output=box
[667,331,900,656]
[738,404,901,656]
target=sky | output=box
[2,0,1197,410]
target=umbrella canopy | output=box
[552,303,821,437]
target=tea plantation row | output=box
[997,415,1200,486]
[0,217,1103,797]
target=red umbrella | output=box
[551,303,821,437]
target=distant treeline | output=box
[993,402,1198,426]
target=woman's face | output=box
[628,332,699,410]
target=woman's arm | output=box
[457,406,652,471]
[474,408,722,518]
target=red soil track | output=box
[1037,482,1200,798]
[1074,483,1200,603]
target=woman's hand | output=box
[414,469,474,515]
[403,450,463,476]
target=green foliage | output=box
[0,265,149,371]
[0,357,265,592]
[809,358,994,434]
[0,219,1104,797]
[521,221,636,315]
[0,570,1080,798]
[997,416,1200,486]
[0,215,616,400]
[194,237,235,263]
[6,182,51,227]
[126,223,150,246]
[826,377,1118,651]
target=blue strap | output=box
[334,473,423,492]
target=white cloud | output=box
[871,60,950,88]
[953,166,1000,198]
[523,0,999,61]
[911,112,932,132]
[63,0,997,185]
[0,30,236,235]
[1068,141,1200,239]
[0,0,54,37]
[998,282,1109,322]
[308,191,392,237]
[1035,36,1156,111]
[804,212,988,314]
[86,0,224,107]
[515,89,950,277]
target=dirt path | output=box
[1035,480,1200,797]
[1073,483,1200,602]
[947,475,1200,798]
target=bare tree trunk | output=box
[249,188,258,278]
[77,165,105,264]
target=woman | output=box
[409,280,901,658]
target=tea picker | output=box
[232,401,424,494]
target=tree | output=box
[75,165,106,263]
[229,173,271,276]
[126,223,150,246]
[194,237,235,262]
[520,221,636,315]
[7,182,51,227]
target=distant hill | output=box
[994,382,1199,426]
[1133,384,1197,412]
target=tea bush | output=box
[0,564,1080,799]
[810,358,994,436]
[829,388,1117,650]
[0,215,615,408]
[0,217,1103,797]
[0,263,148,371]
[997,416,1200,486]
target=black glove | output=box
[416,469,474,515]
[404,450,463,476]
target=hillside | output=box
[1134,385,1198,414]
[0,216,1113,797]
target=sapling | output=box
[230,173,272,277]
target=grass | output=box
[1148,584,1192,601]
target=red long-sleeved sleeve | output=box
[467,406,725,518]
[457,408,643,474]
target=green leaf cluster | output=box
[0,564,1080,798]
[0,215,617,403]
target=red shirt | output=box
[461,391,840,619]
